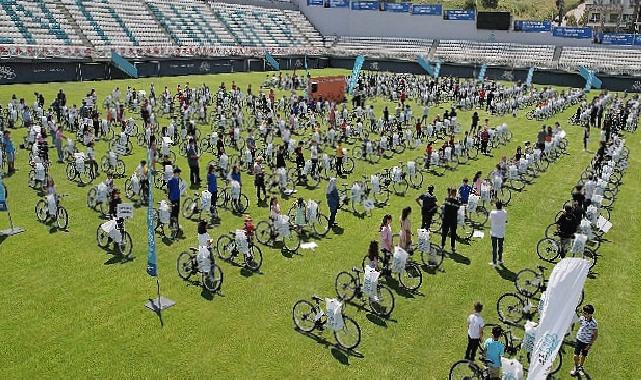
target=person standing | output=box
[536,125,547,153]
[489,202,507,266]
[399,207,412,251]
[207,164,218,219]
[326,178,339,229]
[2,130,15,175]
[335,143,344,177]
[571,304,598,377]
[583,126,590,152]
[470,111,479,134]
[480,127,489,155]
[186,138,200,187]
[167,168,182,231]
[484,325,505,379]
[458,178,472,205]
[441,188,460,252]
[253,156,266,202]
[416,185,437,230]
[465,301,484,361]
[54,126,65,163]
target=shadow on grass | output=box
[384,277,422,299]
[495,264,517,282]
[447,250,471,265]
[294,329,365,364]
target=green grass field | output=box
[0,69,639,379]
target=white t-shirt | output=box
[490,209,507,238]
[467,313,484,339]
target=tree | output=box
[463,0,476,11]
[566,14,578,26]
[480,0,499,9]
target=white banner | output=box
[527,258,590,380]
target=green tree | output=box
[566,14,578,26]
[480,0,499,9]
[463,0,476,10]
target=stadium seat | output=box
[559,46,641,75]
[331,36,432,60]
[434,40,555,68]
[0,0,83,45]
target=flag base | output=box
[145,296,176,312]
[0,227,25,237]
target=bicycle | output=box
[65,155,94,185]
[215,184,250,214]
[536,233,597,271]
[291,295,362,350]
[34,194,69,230]
[361,247,424,292]
[216,230,263,272]
[176,246,224,293]
[96,218,133,259]
[100,152,126,178]
[153,200,180,240]
[334,266,395,318]
[287,199,330,237]
[255,216,301,253]
[448,357,497,380]
[86,182,111,217]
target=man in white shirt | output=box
[465,301,484,361]
[490,202,507,266]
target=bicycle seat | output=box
[352,266,362,273]
[311,294,322,302]
[537,265,547,271]
[188,247,199,252]
[342,182,349,187]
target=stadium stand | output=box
[331,37,432,60]
[559,46,641,75]
[434,40,556,68]
[146,0,237,46]
[60,0,170,47]
[0,0,83,45]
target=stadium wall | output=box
[0,56,639,92]
[296,0,639,49]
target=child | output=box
[484,325,505,379]
[2,130,15,174]
[365,240,380,270]
[571,304,598,377]
[465,301,485,361]
[243,215,255,245]
[294,198,306,227]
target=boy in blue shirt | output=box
[458,178,472,205]
[167,168,182,230]
[2,130,15,175]
[483,325,505,379]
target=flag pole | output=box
[144,135,174,322]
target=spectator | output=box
[2,130,15,174]
[399,207,412,251]
[571,304,598,377]
[465,301,484,361]
[489,202,507,266]
[167,168,182,231]
[186,138,200,186]
[458,178,472,205]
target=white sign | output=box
[117,203,134,219]
[528,258,590,380]
[596,216,613,233]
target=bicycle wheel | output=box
[333,315,361,350]
[119,232,133,258]
[373,189,390,206]
[577,248,597,271]
[56,207,69,230]
[544,223,556,238]
[245,245,263,272]
[177,251,195,281]
[28,170,36,189]
[343,158,355,174]
[536,238,560,263]
[312,213,330,236]
[35,199,48,222]
[202,264,224,293]
[351,199,365,216]
[467,147,479,160]
[233,194,249,214]
[458,222,474,240]
[65,163,76,181]
[292,299,317,333]
[497,187,512,206]
[497,292,525,325]
[421,243,445,270]
[115,160,126,177]
[398,262,423,291]
[216,235,234,260]
[467,206,488,226]
[283,229,301,252]
[182,198,195,219]
[515,268,541,298]
[369,285,395,318]
[448,359,481,380]
[334,271,357,301]
[255,221,271,245]
[392,180,408,196]
[509,178,526,191]
[79,169,92,185]
[409,171,423,188]
[96,226,110,248]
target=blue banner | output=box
[265,52,280,71]
[351,1,379,11]
[514,20,551,33]
[348,55,365,94]
[0,176,6,212]
[329,0,349,8]
[552,26,592,39]
[477,64,487,81]
[111,52,138,78]
[444,9,475,21]
[146,150,157,277]
[307,0,324,5]
[384,2,410,12]
[598,33,634,45]
[526,67,535,86]
[579,67,602,91]
[411,4,442,15]
[636,35,641,46]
